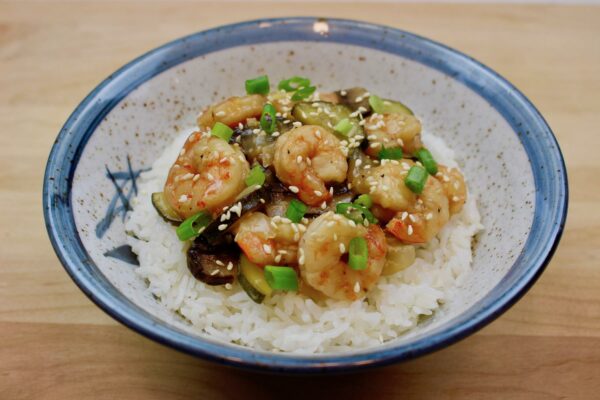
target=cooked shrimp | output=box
[234,212,303,266]
[386,174,450,244]
[364,113,422,157]
[197,94,265,128]
[350,160,416,212]
[164,133,250,219]
[435,165,467,215]
[273,125,348,206]
[299,212,387,301]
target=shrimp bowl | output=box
[43,18,567,372]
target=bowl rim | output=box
[43,17,568,373]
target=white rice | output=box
[125,129,482,354]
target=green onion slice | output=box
[354,194,373,209]
[245,75,270,95]
[334,118,354,137]
[176,211,212,241]
[245,165,266,187]
[285,199,308,223]
[278,76,311,92]
[264,266,299,291]
[348,237,369,270]
[368,95,385,114]
[378,146,403,160]
[291,86,316,101]
[211,122,233,142]
[260,103,277,134]
[415,148,438,175]
[335,202,378,224]
[405,165,428,194]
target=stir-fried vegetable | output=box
[187,246,237,285]
[369,94,414,116]
[292,101,363,139]
[238,255,272,303]
[151,192,183,223]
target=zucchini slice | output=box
[238,254,272,303]
[151,192,182,223]
[292,101,363,139]
[369,95,414,116]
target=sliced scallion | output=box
[334,118,354,137]
[354,194,373,209]
[291,86,316,101]
[285,199,308,223]
[415,148,438,175]
[405,165,428,194]
[368,94,385,114]
[176,211,212,241]
[278,76,311,92]
[378,146,403,160]
[245,75,270,95]
[348,237,368,270]
[264,266,299,291]
[245,165,266,187]
[211,122,233,142]
[335,202,378,224]
[260,103,277,134]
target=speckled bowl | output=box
[44,18,567,373]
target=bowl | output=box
[43,17,567,373]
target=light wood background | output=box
[1,2,599,399]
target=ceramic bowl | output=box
[44,18,567,372]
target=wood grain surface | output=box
[1,2,599,399]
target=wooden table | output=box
[1,2,599,398]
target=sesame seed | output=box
[443,175,450,182]
[193,174,200,181]
[274,254,282,263]
[296,155,303,164]
[207,172,215,180]
[314,190,323,196]
[306,158,312,166]
[369,142,381,149]
[272,131,280,137]
[215,260,225,266]
[321,201,327,209]
[401,211,408,221]
[348,220,357,227]
[220,213,230,222]
[252,128,261,134]
[293,121,303,128]
[407,225,414,235]
[426,213,433,220]
[301,217,309,224]
[263,244,272,254]
[181,173,194,180]
[225,283,232,290]
[289,186,300,193]
[340,90,347,96]
[210,269,219,276]
[329,186,334,195]
[452,196,460,202]
[178,195,188,203]
[215,111,226,117]
[409,214,417,222]
[355,159,363,167]
[339,243,346,253]
[227,262,233,271]
[218,224,228,231]
[315,130,322,139]
[259,198,266,204]
[333,233,338,241]
[353,282,360,293]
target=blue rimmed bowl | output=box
[43,17,567,373]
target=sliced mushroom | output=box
[187,246,238,285]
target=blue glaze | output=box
[96,156,149,238]
[104,245,139,266]
[43,18,568,373]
